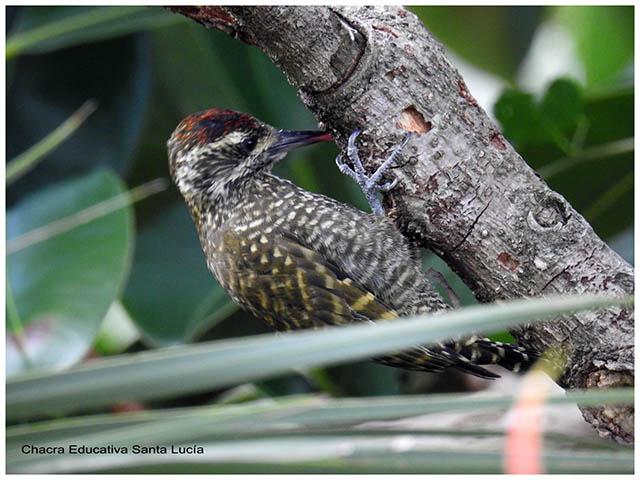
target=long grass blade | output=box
[6,100,97,185]
[6,294,631,419]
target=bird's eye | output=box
[239,136,257,153]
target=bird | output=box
[167,108,536,379]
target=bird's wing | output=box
[217,229,399,331]
[215,229,531,379]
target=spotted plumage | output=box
[168,109,536,379]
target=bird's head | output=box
[167,109,332,208]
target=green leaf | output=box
[6,168,134,376]
[494,79,583,153]
[494,89,549,145]
[122,202,236,346]
[7,294,630,418]
[555,6,633,89]
[410,6,545,81]
[7,6,183,59]
[541,78,583,133]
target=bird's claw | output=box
[378,177,398,192]
[336,130,412,217]
[335,154,356,177]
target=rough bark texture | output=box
[166,6,634,443]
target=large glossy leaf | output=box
[6,168,134,376]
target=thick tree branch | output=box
[166,6,634,443]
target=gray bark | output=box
[166,5,634,444]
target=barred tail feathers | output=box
[374,337,538,379]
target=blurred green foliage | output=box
[7,169,133,374]
[6,5,633,401]
[412,6,545,81]
[556,6,634,89]
[495,79,632,240]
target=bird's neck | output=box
[195,172,290,231]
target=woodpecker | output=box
[167,109,535,379]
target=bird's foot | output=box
[336,130,412,217]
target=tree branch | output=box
[166,5,634,444]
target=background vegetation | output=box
[6,6,633,473]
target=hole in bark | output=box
[385,65,407,80]
[490,132,507,150]
[497,252,520,272]
[397,105,431,134]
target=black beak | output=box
[268,129,333,155]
